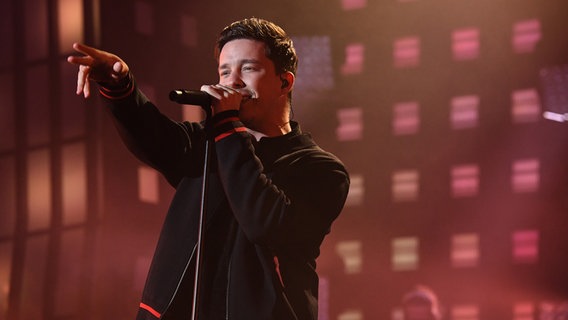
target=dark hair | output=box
[215,18,298,75]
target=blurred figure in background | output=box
[402,285,442,320]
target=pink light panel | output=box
[341,0,367,10]
[393,37,420,68]
[512,230,539,264]
[451,233,479,268]
[451,164,479,198]
[392,170,419,202]
[393,101,420,135]
[341,43,365,75]
[452,28,480,61]
[513,19,541,54]
[336,107,364,141]
[451,95,479,129]
[511,159,540,193]
[511,88,541,123]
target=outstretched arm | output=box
[67,43,130,98]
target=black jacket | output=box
[103,85,350,319]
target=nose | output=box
[227,73,245,89]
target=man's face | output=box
[218,38,285,130]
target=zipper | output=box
[225,258,232,320]
[162,243,198,317]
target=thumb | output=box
[111,61,128,79]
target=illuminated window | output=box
[513,302,535,320]
[62,143,87,225]
[138,166,160,204]
[451,164,479,198]
[57,0,84,53]
[341,43,365,75]
[393,101,420,135]
[452,28,480,61]
[0,242,12,315]
[451,95,479,129]
[392,237,419,271]
[345,174,364,207]
[318,277,330,320]
[394,37,420,68]
[338,310,364,320]
[512,89,541,123]
[512,230,539,264]
[452,305,479,320]
[27,149,52,231]
[392,170,419,202]
[134,256,152,291]
[513,19,541,54]
[391,308,404,320]
[337,107,363,141]
[451,233,479,268]
[512,159,540,193]
[341,0,367,10]
[336,241,363,274]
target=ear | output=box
[279,71,295,93]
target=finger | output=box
[67,55,94,66]
[84,79,91,98]
[111,61,128,80]
[200,85,223,100]
[76,65,90,96]
[72,42,102,58]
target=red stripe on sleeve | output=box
[140,302,161,318]
[214,127,247,142]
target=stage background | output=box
[1,0,568,319]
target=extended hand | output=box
[67,43,130,98]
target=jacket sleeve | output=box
[211,116,350,255]
[99,78,207,187]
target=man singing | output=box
[68,17,350,320]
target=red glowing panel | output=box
[344,174,364,207]
[513,19,541,54]
[512,230,539,264]
[393,101,420,135]
[452,28,480,61]
[392,170,419,202]
[138,166,159,204]
[512,88,541,123]
[336,240,363,274]
[513,302,535,320]
[341,0,367,10]
[451,164,479,198]
[392,237,419,271]
[341,43,365,75]
[393,37,420,68]
[452,305,480,320]
[336,107,363,141]
[451,233,479,268]
[451,95,479,129]
[511,159,540,193]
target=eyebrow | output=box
[218,59,262,70]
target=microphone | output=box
[169,89,211,107]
